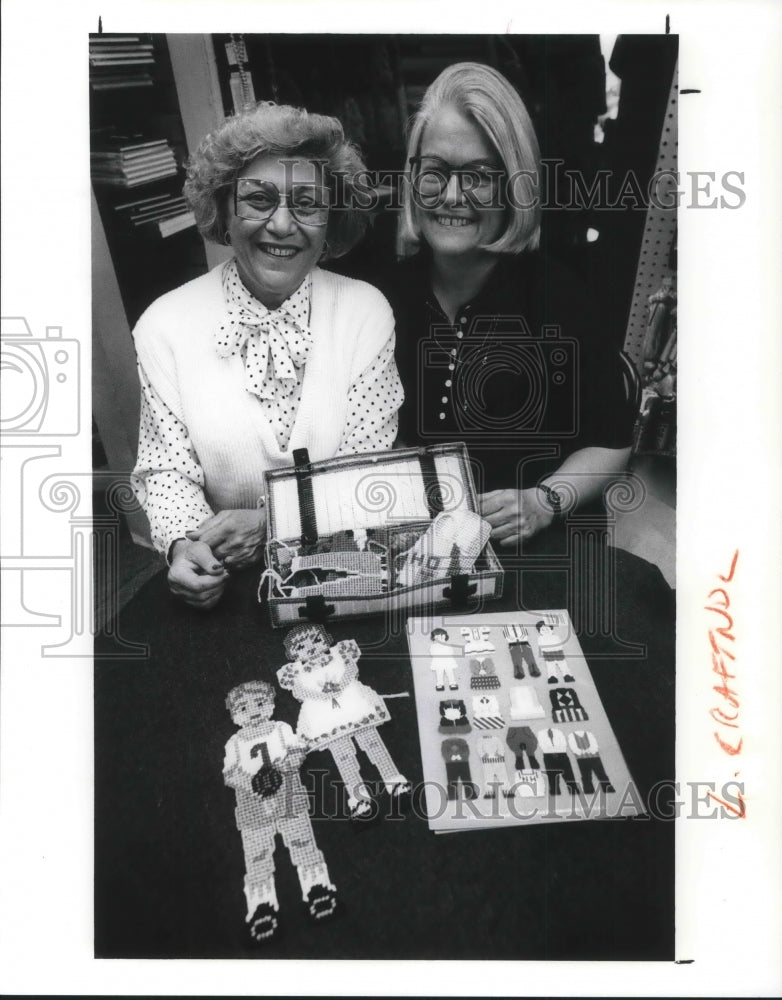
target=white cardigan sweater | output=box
[132,264,401,553]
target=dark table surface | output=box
[95,543,675,960]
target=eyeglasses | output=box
[409,156,505,206]
[234,178,331,226]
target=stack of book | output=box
[114,193,196,238]
[89,35,155,91]
[91,136,179,188]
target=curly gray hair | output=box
[184,101,369,259]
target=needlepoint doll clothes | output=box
[509,685,546,720]
[469,658,501,690]
[537,628,574,683]
[132,260,403,556]
[380,250,633,498]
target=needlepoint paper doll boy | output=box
[223,680,337,942]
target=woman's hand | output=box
[186,508,267,570]
[478,488,554,548]
[168,539,229,610]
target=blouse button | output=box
[450,348,457,356]
[445,379,452,387]
[448,363,455,371]
[441,396,448,404]
[456,331,463,339]
[439,412,446,420]
[459,315,467,325]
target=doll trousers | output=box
[542,752,580,796]
[241,808,326,892]
[576,756,615,793]
[509,642,541,679]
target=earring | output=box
[319,241,330,259]
[224,231,232,246]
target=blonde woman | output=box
[384,63,633,549]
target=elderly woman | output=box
[382,63,633,549]
[132,102,402,608]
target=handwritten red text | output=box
[705,550,745,817]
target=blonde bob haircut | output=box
[185,101,368,260]
[397,62,541,257]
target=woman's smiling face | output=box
[226,152,329,309]
[415,103,506,260]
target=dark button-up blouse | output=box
[380,250,634,497]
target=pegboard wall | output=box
[623,60,678,365]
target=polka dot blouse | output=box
[217,261,313,450]
[132,261,403,558]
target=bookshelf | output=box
[89,34,209,328]
[90,33,215,546]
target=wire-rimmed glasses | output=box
[234,178,331,226]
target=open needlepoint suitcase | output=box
[259,443,503,627]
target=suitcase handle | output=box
[298,594,335,623]
[292,448,318,547]
[418,448,445,518]
[443,574,478,610]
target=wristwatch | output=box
[537,482,563,517]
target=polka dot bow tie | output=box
[216,260,312,401]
